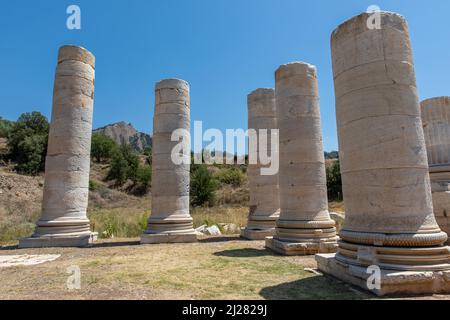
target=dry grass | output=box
[192,206,248,232]
[329,201,345,214]
[0,239,371,300]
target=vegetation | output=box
[91,133,117,163]
[215,167,245,187]
[326,160,343,201]
[6,112,49,175]
[134,164,152,195]
[325,151,339,159]
[190,165,218,207]
[0,117,14,138]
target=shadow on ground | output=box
[214,248,274,258]
[259,275,371,300]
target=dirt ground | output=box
[0,238,449,300]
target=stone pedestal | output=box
[19,45,97,248]
[421,97,450,244]
[241,88,280,240]
[265,62,338,255]
[316,12,450,296]
[141,79,197,244]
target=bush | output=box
[0,117,14,138]
[91,133,117,163]
[190,165,218,207]
[7,112,49,175]
[134,164,152,195]
[106,145,140,187]
[89,180,98,191]
[326,160,343,201]
[215,167,245,187]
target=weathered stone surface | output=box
[265,62,337,255]
[421,97,450,243]
[141,79,196,244]
[241,88,280,240]
[317,12,450,296]
[19,45,96,248]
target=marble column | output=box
[421,97,450,243]
[241,88,280,240]
[141,79,197,244]
[265,62,338,255]
[316,12,450,296]
[19,45,97,248]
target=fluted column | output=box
[19,45,97,248]
[241,88,280,240]
[265,62,338,255]
[421,97,450,243]
[141,79,197,244]
[316,12,450,296]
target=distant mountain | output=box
[324,151,339,160]
[94,122,152,152]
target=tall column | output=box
[19,45,97,248]
[265,62,338,255]
[241,88,280,240]
[141,79,197,244]
[316,12,450,296]
[421,97,450,243]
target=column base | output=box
[140,232,197,244]
[265,236,338,256]
[19,232,98,248]
[240,228,275,240]
[316,253,450,296]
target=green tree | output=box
[0,117,14,138]
[7,112,49,175]
[190,165,218,207]
[215,167,245,187]
[91,133,117,163]
[106,145,140,187]
[134,164,152,195]
[107,149,129,186]
[326,160,343,201]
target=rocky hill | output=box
[94,122,152,152]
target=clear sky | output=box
[0,0,449,152]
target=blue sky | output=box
[0,0,449,152]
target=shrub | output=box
[107,149,129,186]
[0,117,14,138]
[106,145,140,187]
[89,180,98,191]
[7,112,49,175]
[326,160,343,201]
[91,133,117,163]
[134,164,152,195]
[215,167,245,187]
[190,165,218,207]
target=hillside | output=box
[94,122,152,152]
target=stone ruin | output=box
[241,88,280,240]
[315,11,450,296]
[265,62,338,255]
[17,10,450,296]
[421,97,450,244]
[19,45,97,248]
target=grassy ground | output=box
[0,239,371,300]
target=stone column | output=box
[141,79,197,244]
[265,62,338,255]
[421,97,450,243]
[316,12,450,296]
[19,45,97,248]
[241,88,280,240]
